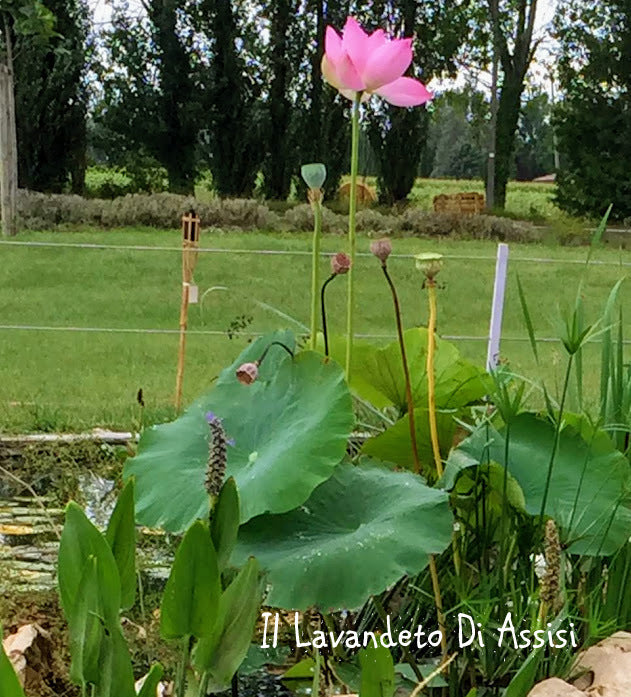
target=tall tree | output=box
[296,0,350,200]
[0,0,55,235]
[99,1,202,194]
[260,0,302,200]
[487,0,540,208]
[14,0,88,193]
[513,89,553,181]
[429,88,487,179]
[554,0,631,219]
[361,0,470,203]
[198,0,261,197]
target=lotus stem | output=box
[321,274,336,357]
[381,264,422,475]
[175,636,191,697]
[258,341,295,364]
[539,354,574,522]
[426,279,443,477]
[309,193,323,350]
[197,673,209,697]
[345,93,361,380]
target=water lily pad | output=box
[125,334,354,531]
[443,412,631,555]
[235,462,453,611]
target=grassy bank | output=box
[0,227,629,432]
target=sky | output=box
[88,0,560,92]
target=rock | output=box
[2,623,53,690]
[528,678,583,696]
[528,631,631,696]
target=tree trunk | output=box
[0,60,18,236]
[494,68,525,209]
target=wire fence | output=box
[2,237,629,419]
[3,238,631,267]
[0,238,629,346]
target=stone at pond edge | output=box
[528,631,631,696]
[528,679,583,697]
[2,623,53,690]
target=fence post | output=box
[0,62,18,237]
[174,210,201,411]
[486,242,509,372]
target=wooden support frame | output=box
[174,210,201,410]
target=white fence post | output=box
[486,243,509,372]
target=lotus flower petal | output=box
[324,25,343,62]
[375,76,433,107]
[322,17,432,109]
[341,16,371,74]
[336,52,366,91]
[363,38,413,90]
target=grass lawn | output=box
[1,227,629,432]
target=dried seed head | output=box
[307,188,324,205]
[540,519,562,608]
[331,252,351,275]
[205,412,227,500]
[415,252,443,281]
[370,238,392,265]
[236,361,259,385]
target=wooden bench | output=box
[433,192,485,215]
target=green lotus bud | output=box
[301,163,327,190]
[415,252,443,281]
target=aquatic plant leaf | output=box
[359,644,395,697]
[200,558,262,692]
[58,502,121,629]
[126,333,353,531]
[211,477,240,571]
[235,462,453,611]
[105,478,136,610]
[136,664,164,697]
[443,412,631,555]
[160,520,221,640]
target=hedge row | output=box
[14,189,544,242]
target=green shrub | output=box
[17,191,276,231]
[283,203,346,234]
[13,190,552,244]
[84,166,168,199]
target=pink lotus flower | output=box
[322,17,432,107]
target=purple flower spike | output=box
[205,411,222,425]
[227,438,236,447]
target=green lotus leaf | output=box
[235,462,453,611]
[319,329,490,411]
[443,412,631,555]
[125,333,354,531]
[360,407,458,472]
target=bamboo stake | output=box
[175,211,200,411]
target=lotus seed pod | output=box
[415,252,443,280]
[370,238,392,265]
[301,163,327,190]
[236,361,259,385]
[307,188,324,205]
[331,252,351,275]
